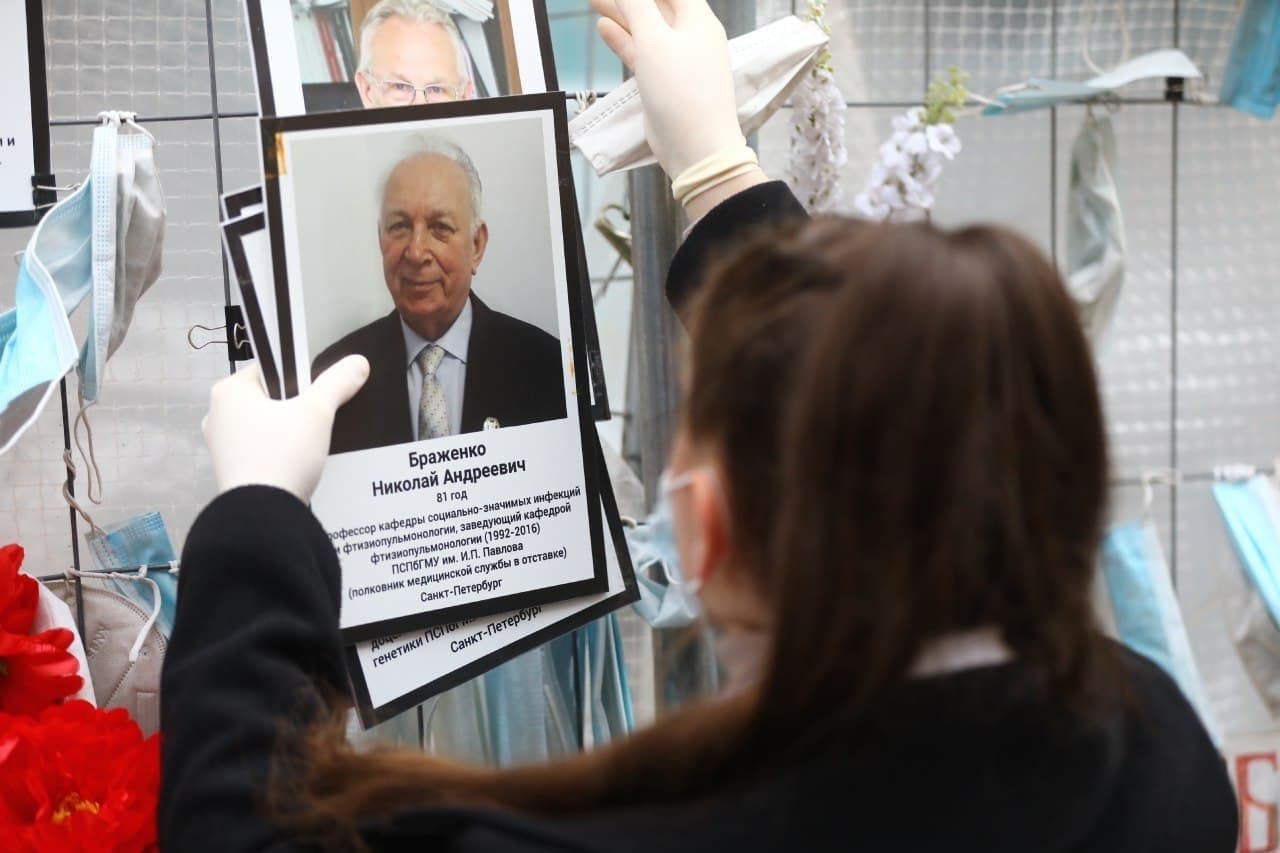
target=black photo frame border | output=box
[260,92,611,642]
[220,211,283,398]
[0,0,53,229]
[221,184,264,221]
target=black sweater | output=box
[160,183,1238,852]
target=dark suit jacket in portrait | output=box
[312,294,567,454]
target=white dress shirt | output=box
[402,299,472,439]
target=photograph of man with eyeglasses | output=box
[354,0,479,108]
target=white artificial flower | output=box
[879,181,907,210]
[787,49,848,214]
[901,174,935,209]
[892,106,925,133]
[900,131,929,158]
[878,140,911,173]
[856,106,962,222]
[918,153,946,186]
[854,191,890,220]
[925,123,963,159]
[868,160,890,187]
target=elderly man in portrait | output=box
[354,0,478,108]
[313,137,566,454]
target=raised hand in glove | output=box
[202,357,369,503]
[591,0,767,218]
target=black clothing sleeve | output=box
[665,181,808,319]
[159,485,346,853]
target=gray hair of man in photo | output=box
[376,135,485,234]
[358,0,475,84]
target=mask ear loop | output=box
[72,387,105,504]
[97,110,155,147]
[1141,468,1181,522]
[61,449,104,538]
[1080,0,1131,77]
[658,465,732,594]
[122,114,156,146]
[66,567,160,663]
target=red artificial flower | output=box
[0,628,84,716]
[0,544,38,635]
[0,543,83,716]
[0,701,160,852]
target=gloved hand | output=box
[202,356,369,503]
[591,0,744,179]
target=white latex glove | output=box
[591,0,744,179]
[202,357,369,503]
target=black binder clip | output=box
[187,306,253,361]
[31,173,58,211]
[1165,77,1186,103]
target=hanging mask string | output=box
[61,449,104,538]
[1081,0,1132,77]
[97,110,156,145]
[73,388,105,505]
[66,567,161,663]
[1141,469,1181,520]
[122,114,156,145]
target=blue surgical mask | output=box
[0,113,164,459]
[0,183,92,456]
[79,111,166,404]
[1220,0,1280,119]
[1067,112,1126,347]
[86,511,179,638]
[1214,477,1280,627]
[1213,475,1280,719]
[1100,520,1217,741]
[626,471,703,628]
[982,78,1100,115]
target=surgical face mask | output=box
[79,111,166,404]
[1214,475,1280,718]
[86,511,179,639]
[626,468,706,628]
[0,182,93,456]
[570,15,829,176]
[45,574,166,736]
[0,112,164,459]
[1067,112,1126,347]
[1214,476,1280,628]
[1220,0,1280,119]
[1099,520,1218,742]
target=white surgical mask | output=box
[1066,111,1126,347]
[570,16,830,177]
[79,111,166,404]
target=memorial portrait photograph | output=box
[261,95,606,640]
[247,0,555,116]
[267,100,579,448]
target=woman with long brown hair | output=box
[159,1,1237,850]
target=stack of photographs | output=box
[219,0,636,727]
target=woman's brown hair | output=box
[286,216,1112,846]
